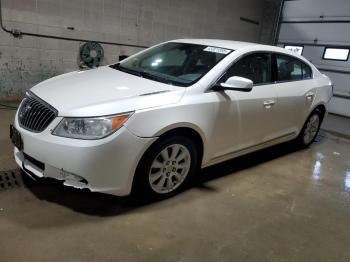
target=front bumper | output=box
[13,115,156,196]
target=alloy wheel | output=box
[149,144,191,194]
[303,114,320,145]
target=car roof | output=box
[170,38,262,50]
[170,38,310,63]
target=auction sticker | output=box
[203,46,231,54]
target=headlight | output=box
[52,112,133,139]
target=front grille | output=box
[18,92,58,132]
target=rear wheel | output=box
[132,136,198,199]
[295,109,323,148]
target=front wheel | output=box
[295,109,323,148]
[132,136,198,199]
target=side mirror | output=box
[214,76,253,92]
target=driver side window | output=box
[223,53,271,85]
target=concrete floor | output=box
[322,113,350,139]
[1,109,350,262]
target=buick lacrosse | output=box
[11,39,333,198]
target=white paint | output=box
[13,39,332,196]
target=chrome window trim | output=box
[209,50,314,91]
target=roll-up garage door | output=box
[276,0,350,117]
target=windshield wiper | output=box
[139,70,174,85]
[111,64,182,85]
[110,63,142,77]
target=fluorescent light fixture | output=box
[284,45,303,55]
[323,48,349,61]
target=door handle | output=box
[263,100,276,108]
[306,92,315,100]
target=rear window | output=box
[302,64,312,79]
[276,55,302,81]
[276,54,312,82]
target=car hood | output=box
[31,66,185,117]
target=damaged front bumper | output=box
[13,115,157,196]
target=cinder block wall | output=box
[0,0,280,100]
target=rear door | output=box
[272,53,315,136]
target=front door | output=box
[211,52,279,158]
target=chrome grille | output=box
[18,92,57,132]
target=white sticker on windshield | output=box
[203,46,231,54]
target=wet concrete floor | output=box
[1,109,350,262]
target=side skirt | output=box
[202,132,297,168]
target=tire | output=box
[295,109,323,148]
[132,135,198,199]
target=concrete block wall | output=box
[0,0,280,100]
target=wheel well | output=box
[157,127,204,165]
[314,104,326,120]
[132,127,204,192]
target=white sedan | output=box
[10,39,333,198]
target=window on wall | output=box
[323,48,349,61]
[224,53,271,85]
[284,45,303,56]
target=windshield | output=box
[111,42,232,87]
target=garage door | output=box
[276,0,350,117]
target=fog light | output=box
[60,169,87,184]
